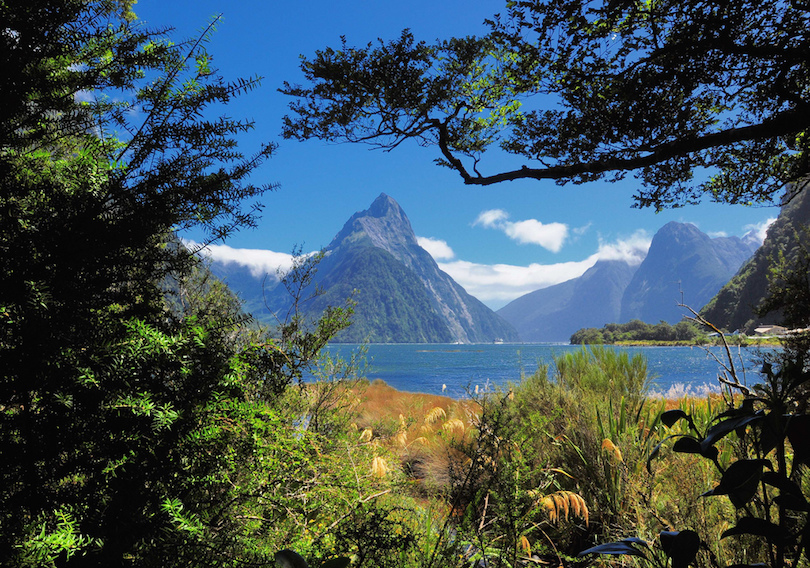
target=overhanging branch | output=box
[433,107,810,186]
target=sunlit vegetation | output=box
[5,1,810,567]
[571,320,710,345]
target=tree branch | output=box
[437,107,810,186]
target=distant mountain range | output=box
[213,194,519,344]
[701,185,810,332]
[497,221,759,342]
[497,260,637,343]
[620,221,759,323]
[207,190,794,344]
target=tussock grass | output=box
[326,345,743,567]
[351,379,475,441]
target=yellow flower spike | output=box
[394,430,408,447]
[601,438,623,463]
[370,456,388,478]
[519,535,531,555]
[540,496,556,523]
[425,406,447,425]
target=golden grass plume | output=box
[601,438,623,463]
[519,535,531,555]
[442,418,465,435]
[425,406,447,425]
[534,490,589,526]
[370,456,389,478]
[394,430,408,447]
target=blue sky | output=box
[135,0,779,309]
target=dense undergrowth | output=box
[249,343,800,568]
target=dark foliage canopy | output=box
[282,0,810,209]
[0,1,313,565]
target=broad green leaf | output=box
[787,414,810,466]
[275,549,309,568]
[721,517,787,544]
[659,530,701,568]
[701,412,764,452]
[672,436,702,454]
[578,538,649,558]
[759,412,787,457]
[661,409,689,427]
[703,459,768,508]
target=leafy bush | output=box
[571,320,708,344]
[584,332,810,568]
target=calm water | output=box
[321,343,775,398]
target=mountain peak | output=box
[310,194,518,343]
[620,221,757,323]
[655,221,706,242]
[329,193,417,254]
[367,193,403,218]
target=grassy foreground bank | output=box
[287,346,753,567]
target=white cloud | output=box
[573,223,592,237]
[417,236,455,260]
[474,209,569,252]
[186,241,303,280]
[707,231,728,238]
[744,217,778,245]
[184,232,652,311]
[438,258,597,308]
[504,219,569,251]
[74,90,95,104]
[438,232,651,309]
[474,209,510,228]
[594,230,651,265]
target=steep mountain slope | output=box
[497,222,757,341]
[299,245,456,343]
[497,260,637,342]
[702,186,810,332]
[620,222,758,324]
[218,194,519,343]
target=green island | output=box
[3,1,810,568]
[570,320,785,347]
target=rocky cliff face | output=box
[619,222,758,323]
[248,193,518,343]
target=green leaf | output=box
[764,470,810,511]
[787,414,810,466]
[702,459,768,508]
[275,549,309,568]
[701,412,764,452]
[672,436,702,454]
[759,411,787,457]
[578,538,649,558]
[721,517,787,543]
[659,530,701,568]
[662,409,689,427]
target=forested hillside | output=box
[0,3,357,565]
[701,186,810,332]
